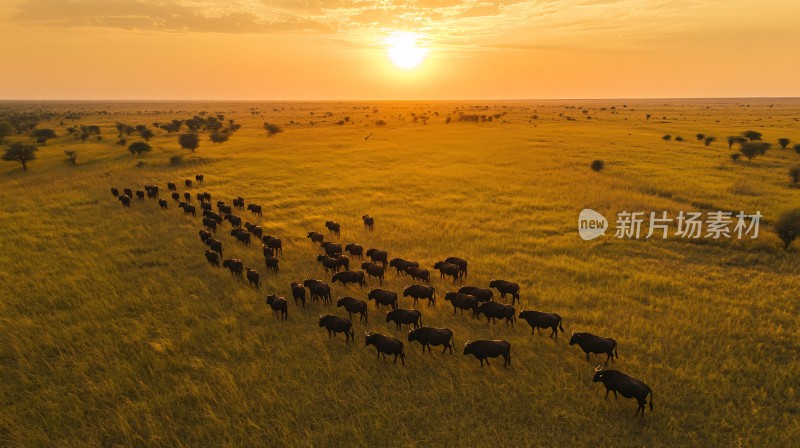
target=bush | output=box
[778,138,791,149]
[210,132,229,143]
[590,160,604,172]
[730,153,741,162]
[742,130,762,141]
[790,166,800,186]
[727,135,747,149]
[795,143,800,154]
[674,136,684,142]
[774,209,800,249]
[375,120,386,126]
[704,136,716,146]
[264,123,283,136]
[64,150,77,165]
[740,142,771,161]
[662,134,671,142]
[696,133,705,141]
[128,141,152,157]
[169,155,184,166]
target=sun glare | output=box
[386,32,428,70]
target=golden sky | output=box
[1,0,798,99]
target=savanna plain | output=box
[0,99,798,447]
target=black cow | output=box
[262,245,274,259]
[111,187,119,197]
[519,310,564,338]
[184,179,193,189]
[361,262,385,285]
[366,249,388,268]
[171,192,180,202]
[362,214,374,230]
[262,235,282,254]
[307,231,324,243]
[403,284,436,307]
[179,202,195,216]
[135,190,145,200]
[345,243,363,258]
[367,289,398,310]
[389,258,418,275]
[118,195,131,207]
[445,257,468,278]
[204,250,220,267]
[196,192,206,203]
[304,279,332,305]
[183,192,191,202]
[231,229,251,245]
[246,268,260,289]
[290,282,306,308]
[195,174,204,183]
[477,302,515,326]
[203,218,217,232]
[123,188,133,198]
[434,261,461,283]
[463,340,511,367]
[158,199,168,210]
[199,229,212,243]
[266,294,288,321]
[244,222,263,239]
[593,367,653,417]
[386,309,422,330]
[490,279,520,305]
[200,202,212,212]
[222,259,243,277]
[405,267,430,284]
[233,197,244,210]
[458,286,493,303]
[218,203,232,215]
[331,271,366,289]
[225,214,242,228]
[570,331,618,363]
[444,292,479,316]
[321,242,342,257]
[408,327,454,354]
[167,182,177,191]
[336,296,368,323]
[364,332,405,365]
[265,256,280,273]
[208,239,223,256]
[325,220,340,237]
[204,211,223,223]
[317,255,341,274]
[319,315,354,343]
[247,204,262,216]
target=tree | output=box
[739,141,770,161]
[696,133,705,141]
[179,133,199,152]
[209,132,229,143]
[128,141,152,157]
[778,138,791,149]
[795,143,800,154]
[789,166,800,186]
[64,150,78,165]
[590,160,605,172]
[139,128,154,141]
[704,136,716,146]
[674,136,684,142]
[0,121,12,143]
[264,123,283,136]
[774,209,800,249]
[730,153,741,162]
[32,128,56,144]
[741,130,762,141]
[727,135,747,149]
[662,134,672,142]
[3,142,38,171]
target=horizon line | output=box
[1,96,799,103]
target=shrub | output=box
[795,143,800,154]
[727,135,747,149]
[774,209,800,249]
[64,150,77,165]
[739,141,771,161]
[778,138,790,149]
[704,136,716,146]
[674,136,684,142]
[790,166,800,186]
[210,132,229,143]
[742,130,762,141]
[128,141,152,157]
[730,153,741,162]
[169,155,184,166]
[264,123,283,135]
[375,120,386,126]
[590,160,604,172]
[696,133,705,141]
[662,134,671,142]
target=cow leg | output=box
[586,352,590,362]
[604,388,610,399]
[613,390,618,400]
[393,354,398,363]
[479,359,484,367]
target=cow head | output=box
[318,315,326,326]
[407,329,417,342]
[462,340,473,355]
[592,365,605,383]
[569,331,581,345]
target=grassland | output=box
[1,99,799,447]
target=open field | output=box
[1,99,799,447]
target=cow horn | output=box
[595,365,603,372]
[571,329,577,335]
[363,331,369,336]
[464,340,471,346]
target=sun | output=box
[386,32,428,70]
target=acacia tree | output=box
[790,166,800,186]
[64,150,78,165]
[139,128,154,141]
[264,123,283,136]
[704,136,716,147]
[742,130,762,141]
[739,142,771,161]
[662,134,672,142]
[696,133,705,141]
[3,142,38,171]
[128,141,152,157]
[0,121,12,143]
[727,135,747,149]
[778,138,791,149]
[774,209,800,249]
[179,133,199,152]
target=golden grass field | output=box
[1,99,799,447]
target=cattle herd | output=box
[110,175,654,417]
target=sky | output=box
[0,0,798,100]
